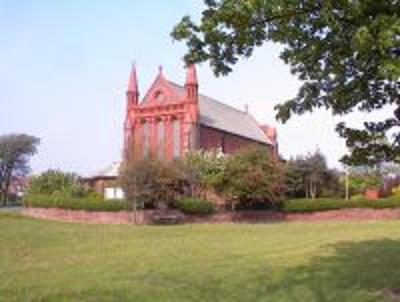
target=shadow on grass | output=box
[273,239,400,302]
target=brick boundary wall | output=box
[23,207,400,224]
[23,208,155,224]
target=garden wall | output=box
[23,207,400,224]
[23,207,155,224]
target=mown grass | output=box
[1,214,400,301]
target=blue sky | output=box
[1,1,366,175]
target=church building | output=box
[86,64,278,199]
[123,64,277,160]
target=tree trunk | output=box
[304,177,309,198]
[133,200,137,224]
[345,169,350,201]
[130,193,138,224]
[131,180,138,224]
[0,190,6,206]
[310,176,317,200]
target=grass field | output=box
[1,213,400,301]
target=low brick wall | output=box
[23,207,155,224]
[187,208,400,223]
[23,207,400,224]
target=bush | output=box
[284,151,343,199]
[24,194,128,212]
[219,147,283,205]
[348,170,382,195]
[392,186,400,197]
[27,170,97,198]
[282,197,400,213]
[183,150,227,193]
[350,194,365,201]
[173,197,214,214]
[120,156,193,208]
[235,200,280,211]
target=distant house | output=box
[87,64,278,198]
[8,177,29,201]
[84,162,124,199]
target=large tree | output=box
[172,0,400,165]
[0,134,40,205]
[284,151,342,199]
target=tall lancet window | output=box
[173,118,180,158]
[157,120,164,158]
[142,121,149,157]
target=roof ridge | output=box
[200,94,248,115]
[168,80,183,89]
[168,80,248,115]
[168,80,272,145]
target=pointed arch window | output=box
[142,121,149,157]
[157,119,165,158]
[173,118,180,158]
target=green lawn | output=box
[1,213,400,301]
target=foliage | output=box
[348,169,382,195]
[319,171,344,199]
[218,147,283,204]
[282,197,400,213]
[120,156,193,208]
[350,194,365,201]
[392,185,400,196]
[284,151,342,199]
[183,149,227,194]
[172,0,400,166]
[0,133,40,205]
[284,159,306,198]
[27,169,98,198]
[24,194,128,212]
[173,197,214,214]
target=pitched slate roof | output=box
[169,82,272,145]
[88,161,120,178]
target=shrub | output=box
[27,170,96,198]
[173,197,214,214]
[235,200,281,211]
[348,170,382,195]
[392,186,400,197]
[220,147,283,205]
[183,150,227,194]
[284,151,343,199]
[350,194,365,201]
[24,194,128,212]
[120,156,193,208]
[282,197,400,213]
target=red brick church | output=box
[123,64,277,160]
[86,64,278,198]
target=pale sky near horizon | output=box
[1,1,385,176]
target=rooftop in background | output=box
[87,161,120,179]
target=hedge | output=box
[282,197,400,213]
[24,194,400,214]
[173,197,214,214]
[24,194,129,212]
